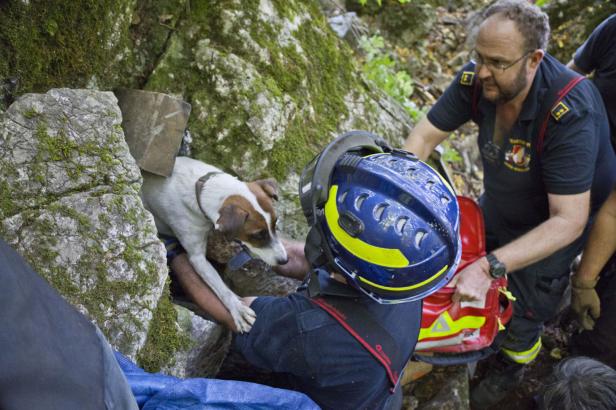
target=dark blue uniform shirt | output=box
[234,271,422,410]
[574,14,616,140]
[427,53,616,235]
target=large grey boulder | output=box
[0,89,168,359]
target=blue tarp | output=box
[115,352,321,410]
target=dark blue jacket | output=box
[234,271,422,410]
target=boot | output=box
[470,359,525,410]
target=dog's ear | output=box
[216,204,249,239]
[254,178,279,201]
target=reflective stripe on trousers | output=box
[502,337,542,364]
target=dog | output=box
[140,156,288,332]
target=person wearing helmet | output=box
[232,131,461,410]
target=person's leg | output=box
[95,327,139,410]
[0,239,138,410]
[471,237,581,409]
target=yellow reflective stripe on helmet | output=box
[324,185,409,268]
[418,311,485,340]
[502,338,542,364]
[358,263,448,292]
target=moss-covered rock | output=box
[142,0,412,237]
[0,89,169,358]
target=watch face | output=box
[488,254,506,278]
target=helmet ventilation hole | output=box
[396,217,408,233]
[440,196,450,205]
[414,230,427,248]
[339,190,348,203]
[426,180,435,190]
[355,194,368,211]
[374,203,388,221]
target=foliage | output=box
[358,0,411,5]
[440,140,462,164]
[359,34,421,121]
[544,0,616,62]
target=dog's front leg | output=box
[187,253,256,332]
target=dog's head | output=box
[215,178,288,266]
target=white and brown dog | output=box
[140,156,288,332]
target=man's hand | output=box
[451,257,493,303]
[571,275,601,330]
[272,239,310,280]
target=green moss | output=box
[144,0,360,180]
[0,0,133,94]
[270,0,302,20]
[137,279,191,372]
[23,107,40,119]
[0,180,18,219]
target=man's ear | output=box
[216,204,249,239]
[529,49,544,70]
[254,178,279,201]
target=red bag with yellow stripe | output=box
[415,196,513,354]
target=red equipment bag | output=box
[415,196,513,354]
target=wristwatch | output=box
[486,253,507,279]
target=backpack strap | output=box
[305,270,405,391]
[535,70,585,155]
[459,63,482,123]
[471,77,482,123]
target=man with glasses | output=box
[404,0,616,408]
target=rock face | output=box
[0,0,413,373]
[0,89,168,359]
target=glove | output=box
[571,275,600,330]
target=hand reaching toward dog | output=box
[273,239,310,280]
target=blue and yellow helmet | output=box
[299,131,461,304]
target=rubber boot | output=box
[470,359,525,410]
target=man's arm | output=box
[569,189,616,329]
[403,116,451,161]
[170,254,238,332]
[574,189,616,282]
[453,191,590,302]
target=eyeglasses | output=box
[470,49,532,73]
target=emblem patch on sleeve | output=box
[551,101,570,121]
[460,71,475,86]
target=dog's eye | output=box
[250,230,268,241]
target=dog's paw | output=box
[231,301,257,333]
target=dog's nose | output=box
[277,256,289,265]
